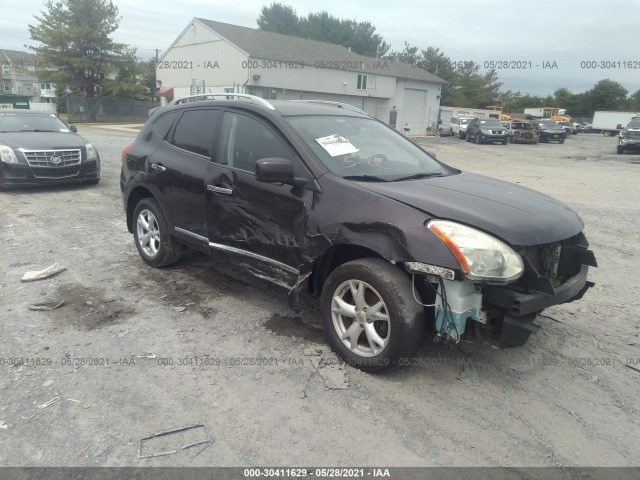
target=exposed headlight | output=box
[427,220,524,282]
[85,143,98,161]
[0,145,18,163]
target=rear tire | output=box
[133,197,182,267]
[321,259,425,372]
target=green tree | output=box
[102,50,153,100]
[28,0,129,98]
[257,3,389,57]
[583,79,628,113]
[627,89,640,110]
[257,2,300,36]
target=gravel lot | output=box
[0,127,638,467]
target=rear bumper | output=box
[0,160,99,187]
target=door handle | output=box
[207,185,233,195]
[151,163,166,172]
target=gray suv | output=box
[617,116,640,154]
[466,117,510,145]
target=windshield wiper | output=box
[343,175,390,182]
[20,129,57,132]
[392,172,444,182]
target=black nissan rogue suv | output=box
[121,94,596,371]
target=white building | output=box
[156,18,447,136]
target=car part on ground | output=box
[121,95,597,370]
[0,110,100,188]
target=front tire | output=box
[321,259,424,372]
[617,145,624,154]
[133,197,182,267]
[475,133,482,144]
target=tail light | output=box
[121,143,134,165]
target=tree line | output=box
[26,0,640,118]
[258,3,640,117]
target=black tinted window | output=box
[218,112,307,176]
[171,109,217,156]
[152,111,180,140]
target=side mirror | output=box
[616,124,623,129]
[69,124,77,132]
[256,157,294,185]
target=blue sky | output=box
[1,0,637,97]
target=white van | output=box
[451,116,475,139]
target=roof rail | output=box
[168,93,275,110]
[289,100,367,115]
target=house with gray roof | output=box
[156,18,447,135]
[0,49,56,106]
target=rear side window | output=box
[171,109,218,157]
[152,111,180,140]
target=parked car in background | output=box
[0,110,100,188]
[121,94,596,370]
[505,120,540,144]
[534,120,567,143]
[617,116,640,154]
[450,116,474,139]
[557,121,576,135]
[465,117,510,144]
[578,122,593,133]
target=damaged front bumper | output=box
[483,265,594,346]
[408,235,597,348]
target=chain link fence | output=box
[67,95,159,123]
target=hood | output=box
[0,131,87,149]
[358,171,584,246]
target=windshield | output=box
[478,118,501,126]
[538,120,559,128]
[513,122,533,130]
[285,115,452,181]
[627,118,640,128]
[0,112,71,133]
[558,121,571,127]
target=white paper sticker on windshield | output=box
[315,134,359,157]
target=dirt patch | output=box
[49,284,135,330]
[265,313,325,344]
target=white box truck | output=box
[592,111,640,136]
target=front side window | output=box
[170,109,217,157]
[286,115,452,181]
[217,112,307,177]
